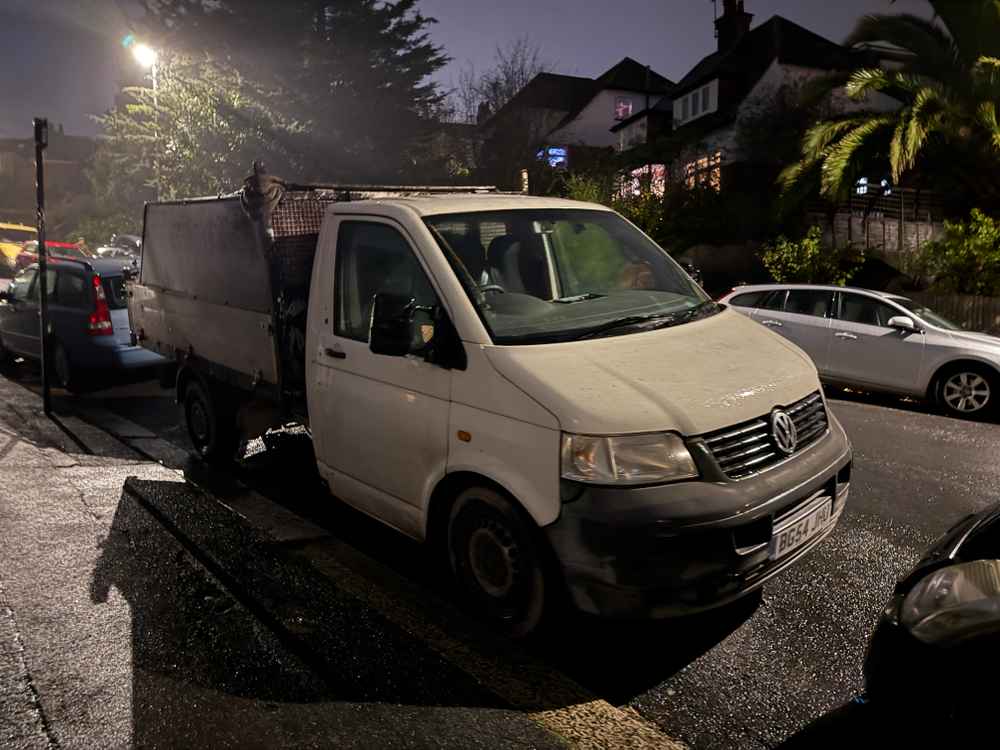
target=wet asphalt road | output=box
[3,362,1000,749]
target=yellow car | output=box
[0,223,37,275]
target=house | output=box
[477,58,672,185]
[0,126,97,227]
[615,0,897,192]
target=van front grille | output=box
[700,392,828,480]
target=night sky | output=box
[0,0,934,139]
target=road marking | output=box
[78,405,687,749]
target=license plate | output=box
[769,497,832,560]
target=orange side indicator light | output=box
[457,430,472,443]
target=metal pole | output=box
[33,118,51,415]
[152,61,159,200]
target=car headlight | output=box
[560,432,698,485]
[900,559,1000,645]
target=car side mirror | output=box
[370,292,415,357]
[888,316,920,333]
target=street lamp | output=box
[128,41,160,199]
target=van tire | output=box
[183,379,238,464]
[447,486,548,637]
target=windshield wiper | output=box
[571,301,720,341]
[571,312,681,340]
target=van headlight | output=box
[900,559,1000,645]
[560,432,698,485]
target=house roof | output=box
[596,57,673,94]
[485,73,600,127]
[484,58,673,135]
[672,15,860,100]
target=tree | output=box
[761,226,864,286]
[922,208,1000,295]
[779,0,1000,211]
[450,37,548,124]
[116,0,450,183]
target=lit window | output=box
[684,152,723,191]
[615,97,633,121]
[618,164,667,199]
[856,176,869,195]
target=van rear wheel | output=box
[183,380,238,464]
[447,486,548,637]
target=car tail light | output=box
[87,274,114,336]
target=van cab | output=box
[132,188,853,635]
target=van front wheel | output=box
[447,486,548,637]
[183,380,238,464]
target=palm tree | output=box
[780,0,1000,209]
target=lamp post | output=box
[131,42,160,200]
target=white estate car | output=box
[720,284,1000,419]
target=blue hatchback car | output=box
[0,258,163,391]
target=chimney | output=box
[715,0,753,52]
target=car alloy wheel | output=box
[942,371,991,414]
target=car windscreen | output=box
[424,209,712,345]
[893,298,962,331]
[102,275,128,310]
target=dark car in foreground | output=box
[783,503,1000,747]
[0,257,163,390]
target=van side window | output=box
[334,221,438,346]
[728,290,768,308]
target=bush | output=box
[761,225,863,286]
[922,209,1000,296]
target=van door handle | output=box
[761,319,783,327]
[324,346,346,359]
[834,331,858,340]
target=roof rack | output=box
[283,182,499,195]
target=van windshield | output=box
[425,209,714,344]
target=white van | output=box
[130,179,852,635]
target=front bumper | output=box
[545,414,853,618]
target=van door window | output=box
[838,293,899,327]
[27,270,56,302]
[785,290,834,318]
[334,221,439,350]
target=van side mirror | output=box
[370,292,415,357]
[888,315,920,333]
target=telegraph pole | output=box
[33,118,51,415]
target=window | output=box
[334,221,438,348]
[27,270,56,302]
[785,290,834,318]
[55,272,90,309]
[684,151,723,191]
[701,85,710,113]
[614,97,633,121]
[728,290,769,308]
[760,289,787,311]
[681,96,689,121]
[9,268,35,302]
[424,209,711,346]
[838,293,900,327]
[102,275,128,310]
[692,91,701,117]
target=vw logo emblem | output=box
[771,410,798,455]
